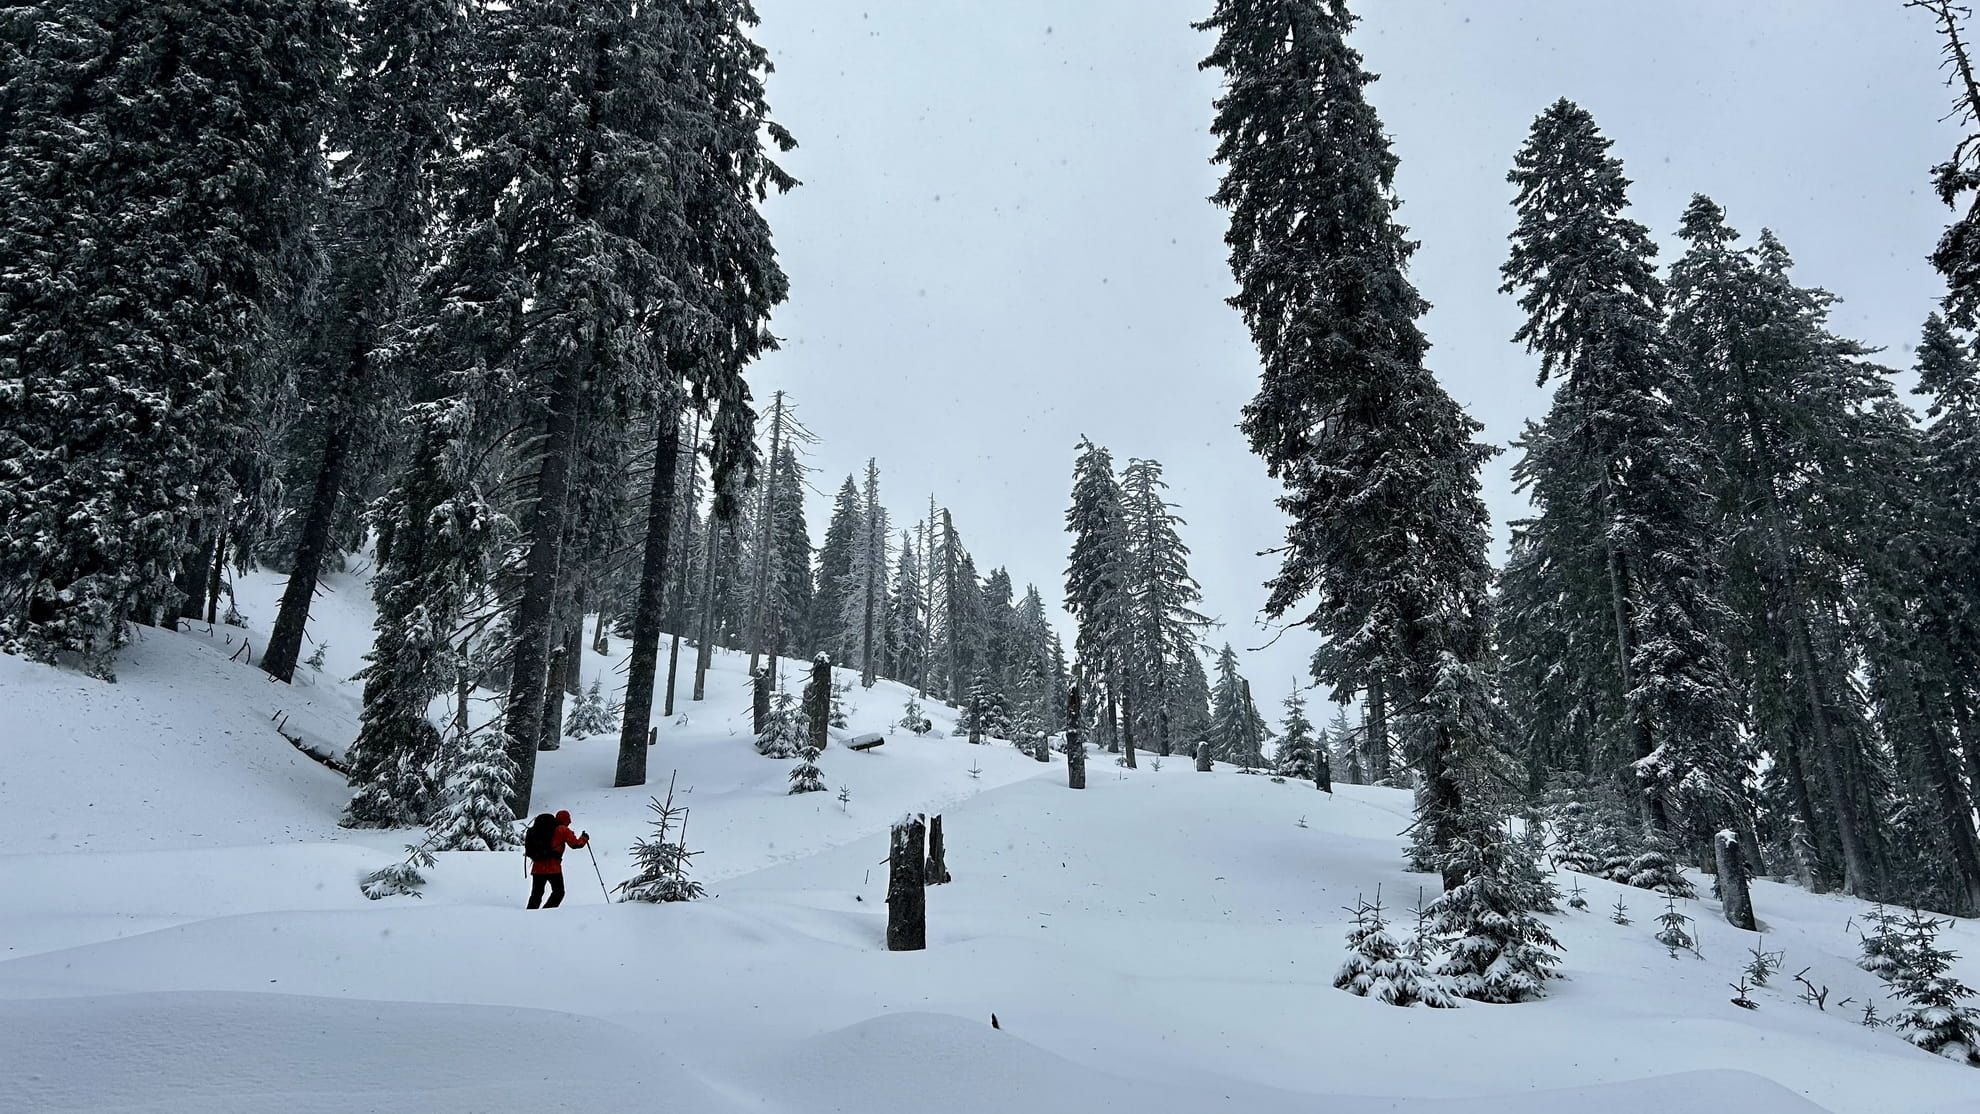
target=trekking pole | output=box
[586,842,612,904]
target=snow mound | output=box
[4,990,735,1114]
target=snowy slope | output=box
[1,574,1974,1113]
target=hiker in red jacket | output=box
[524,809,589,909]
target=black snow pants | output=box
[527,872,566,909]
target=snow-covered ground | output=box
[3,570,1975,1113]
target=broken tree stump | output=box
[1065,680,1086,789]
[925,813,951,884]
[1715,829,1757,931]
[752,666,771,736]
[887,815,927,951]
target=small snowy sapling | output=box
[1655,894,1698,958]
[617,775,705,904]
[360,844,438,900]
[1333,892,1456,1008]
[788,743,827,795]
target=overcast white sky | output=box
[745,0,1962,722]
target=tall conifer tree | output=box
[1199,0,1498,875]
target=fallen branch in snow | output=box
[270,710,349,774]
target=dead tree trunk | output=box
[1195,733,1213,772]
[925,813,951,883]
[1715,829,1757,931]
[1065,680,1086,790]
[887,815,927,951]
[752,666,771,735]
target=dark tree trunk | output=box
[205,525,226,626]
[175,524,214,623]
[925,813,951,884]
[592,608,609,655]
[263,423,351,682]
[807,655,832,752]
[1920,709,1980,913]
[1195,733,1213,772]
[752,666,771,735]
[1119,666,1137,769]
[562,589,584,696]
[1065,680,1086,790]
[539,638,567,751]
[502,356,584,818]
[1315,746,1332,793]
[616,412,682,788]
[1714,829,1757,931]
[886,815,927,951]
[1366,678,1391,784]
[692,523,719,701]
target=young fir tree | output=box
[426,726,523,852]
[1010,662,1054,761]
[564,678,616,738]
[1498,100,1748,846]
[788,743,827,795]
[360,844,440,900]
[1334,892,1456,1008]
[899,696,933,735]
[1120,457,1213,756]
[618,778,705,903]
[0,0,336,676]
[1428,824,1563,1003]
[757,690,808,759]
[1275,689,1320,785]
[1199,0,1498,879]
[1207,644,1271,769]
[1887,909,1980,1065]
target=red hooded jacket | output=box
[531,809,588,875]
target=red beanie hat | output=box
[555,810,571,824]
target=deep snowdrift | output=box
[1,572,1972,1113]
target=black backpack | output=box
[524,813,559,862]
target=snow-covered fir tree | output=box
[0,0,335,676]
[618,779,706,903]
[1886,909,1980,1065]
[811,476,863,659]
[346,416,506,828]
[1334,893,1456,1008]
[1207,644,1270,769]
[564,679,616,738]
[1274,689,1319,783]
[1120,457,1213,757]
[757,690,809,759]
[1200,0,1499,876]
[899,696,933,735]
[788,744,827,795]
[838,459,890,687]
[1427,825,1562,1003]
[1065,439,1137,761]
[1497,99,1749,852]
[426,727,523,852]
[261,0,468,685]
